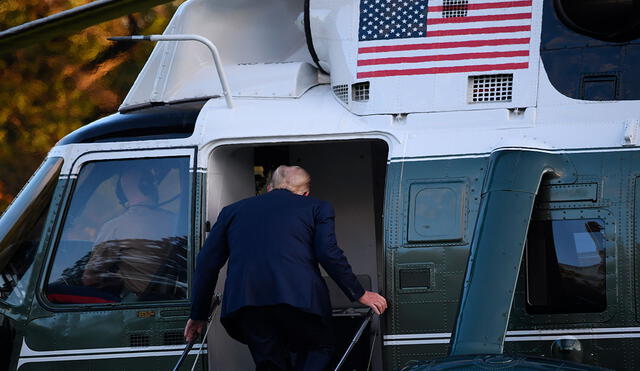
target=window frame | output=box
[38,148,197,312]
[520,208,616,324]
[400,177,470,248]
[407,181,466,243]
[0,157,64,307]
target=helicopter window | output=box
[408,182,465,242]
[0,157,62,305]
[46,157,190,305]
[554,0,640,42]
[525,219,606,314]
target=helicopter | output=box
[1,0,640,369]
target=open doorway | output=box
[205,139,388,370]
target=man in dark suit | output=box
[184,165,387,370]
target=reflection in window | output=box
[0,158,63,305]
[526,219,606,314]
[46,157,190,304]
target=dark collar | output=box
[270,188,292,194]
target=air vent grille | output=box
[332,84,349,104]
[164,331,185,345]
[130,333,150,347]
[352,82,370,102]
[400,268,431,289]
[468,74,513,103]
[443,0,469,18]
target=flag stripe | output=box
[426,19,535,33]
[428,0,532,12]
[427,12,532,24]
[357,62,529,78]
[427,7,532,20]
[359,37,530,54]
[362,43,531,60]
[358,55,529,72]
[426,25,531,37]
[359,32,531,49]
[358,50,529,66]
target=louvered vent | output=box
[130,333,150,347]
[332,84,349,104]
[443,0,468,18]
[352,82,370,102]
[468,74,513,103]
[164,331,185,345]
[400,268,432,289]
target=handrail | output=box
[172,294,222,371]
[334,309,374,371]
[109,34,234,109]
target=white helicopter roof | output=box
[50,0,637,165]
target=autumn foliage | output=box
[0,0,180,212]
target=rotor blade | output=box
[0,0,176,54]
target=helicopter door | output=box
[20,148,204,371]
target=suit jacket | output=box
[190,189,365,321]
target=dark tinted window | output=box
[0,157,63,305]
[46,157,190,304]
[58,101,204,145]
[526,219,606,314]
[541,0,640,101]
[555,0,640,42]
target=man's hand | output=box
[184,319,206,342]
[358,291,388,315]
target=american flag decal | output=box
[357,0,532,78]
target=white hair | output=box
[268,165,311,195]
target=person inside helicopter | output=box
[46,160,188,304]
[79,166,177,300]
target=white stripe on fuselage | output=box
[17,339,207,368]
[388,145,640,163]
[382,327,640,346]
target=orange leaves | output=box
[0,1,181,213]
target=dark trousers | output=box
[223,305,335,371]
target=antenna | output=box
[109,34,234,109]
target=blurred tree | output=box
[0,0,181,212]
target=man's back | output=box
[214,189,363,319]
[185,165,387,370]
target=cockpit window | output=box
[0,157,63,305]
[525,219,606,314]
[46,157,190,305]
